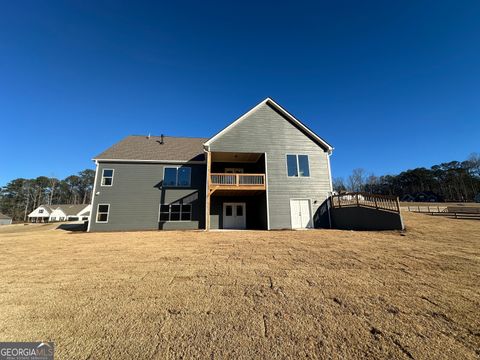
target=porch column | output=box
[206,150,211,230]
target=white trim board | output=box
[204,98,333,153]
[87,161,99,232]
[93,159,206,164]
[264,152,270,230]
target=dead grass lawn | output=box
[0,213,479,359]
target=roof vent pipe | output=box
[160,134,164,144]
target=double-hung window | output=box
[96,204,110,223]
[101,169,114,186]
[163,167,191,187]
[159,204,192,221]
[286,154,310,177]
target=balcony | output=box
[209,173,266,193]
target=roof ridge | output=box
[129,134,209,139]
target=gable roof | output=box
[204,98,333,152]
[94,135,208,162]
[55,204,90,216]
[28,205,55,217]
[0,213,11,220]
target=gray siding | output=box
[208,103,332,229]
[0,219,12,225]
[89,162,206,232]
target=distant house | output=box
[401,194,415,202]
[415,191,440,202]
[28,205,55,223]
[28,204,91,223]
[401,192,440,202]
[50,204,92,222]
[0,213,12,225]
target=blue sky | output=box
[1,1,479,185]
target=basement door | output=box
[223,203,246,229]
[290,199,312,229]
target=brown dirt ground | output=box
[0,213,479,359]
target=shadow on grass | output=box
[56,222,87,232]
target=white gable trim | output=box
[77,205,92,217]
[28,205,54,217]
[204,98,333,153]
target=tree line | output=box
[0,169,95,221]
[333,153,480,202]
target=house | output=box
[0,213,12,225]
[29,204,92,223]
[49,204,92,222]
[88,98,333,232]
[28,205,55,223]
[401,194,415,202]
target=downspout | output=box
[204,145,210,231]
[326,150,334,229]
[87,160,99,232]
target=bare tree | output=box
[333,177,347,193]
[347,168,366,192]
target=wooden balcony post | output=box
[206,151,211,230]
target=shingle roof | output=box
[55,204,90,216]
[0,213,11,220]
[93,135,207,162]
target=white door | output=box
[290,199,312,229]
[223,202,246,229]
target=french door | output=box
[223,202,246,229]
[290,199,312,229]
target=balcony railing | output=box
[210,173,266,190]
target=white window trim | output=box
[101,168,114,187]
[96,203,110,223]
[163,166,192,187]
[285,154,311,178]
[158,203,192,222]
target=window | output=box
[96,204,110,223]
[286,154,310,177]
[163,167,191,187]
[236,205,243,216]
[159,204,192,221]
[298,155,310,177]
[39,209,44,214]
[101,169,114,186]
[286,155,298,177]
